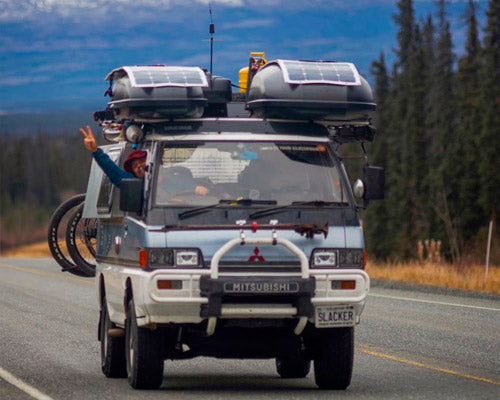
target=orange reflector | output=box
[341,280,356,290]
[331,280,356,290]
[139,249,148,268]
[157,280,182,290]
[317,144,327,153]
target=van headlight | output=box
[339,249,364,267]
[311,249,364,268]
[145,248,202,268]
[175,250,199,266]
[312,250,337,267]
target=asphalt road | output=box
[1,257,499,400]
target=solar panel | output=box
[277,60,361,86]
[120,66,209,88]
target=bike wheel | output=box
[47,194,87,276]
[66,202,97,277]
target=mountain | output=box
[0,109,97,136]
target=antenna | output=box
[209,2,215,76]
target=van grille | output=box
[217,262,302,274]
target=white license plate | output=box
[315,305,356,328]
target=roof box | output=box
[104,66,209,120]
[246,60,376,123]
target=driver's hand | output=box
[79,125,98,153]
[195,185,209,196]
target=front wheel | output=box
[125,299,164,389]
[313,327,354,390]
[100,296,126,378]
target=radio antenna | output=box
[209,2,215,76]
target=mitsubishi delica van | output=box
[49,58,384,390]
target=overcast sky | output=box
[0,0,489,113]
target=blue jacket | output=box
[93,148,134,188]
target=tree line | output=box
[364,0,500,263]
[1,0,498,263]
[0,132,91,248]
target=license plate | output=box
[315,305,356,328]
[223,282,299,294]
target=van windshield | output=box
[154,142,348,206]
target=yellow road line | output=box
[360,347,500,386]
[0,262,94,286]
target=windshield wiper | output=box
[178,198,277,220]
[248,200,348,220]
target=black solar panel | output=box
[278,60,361,86]
[123,66,208,88]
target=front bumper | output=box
[135,236,369,335]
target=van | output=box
[50,59,384,390]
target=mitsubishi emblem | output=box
[248,247,265,262]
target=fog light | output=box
[157,280,182,290]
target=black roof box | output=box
[246,60,376,123]
[104,66,209,120]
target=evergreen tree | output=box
[365,52,392,259]
[455,0,484,254]
[385,0,434,260]
[403,22,431,258]
[386,0,417,260]
[478,0,500,226]
[427,0,460,262]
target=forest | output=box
[0,0,499,264]
[364,0,500,264]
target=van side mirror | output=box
[363,165,385,201]
[120,179,143,213]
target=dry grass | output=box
[0,241,54,258]
[367,261,500,295]
[2,242,499,295]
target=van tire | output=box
[125,299,164,389]
[313,327,354,390]
[276,356,311,378]
[100,296,127,378]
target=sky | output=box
[0,0,490,114]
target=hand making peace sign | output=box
[79,125,98,153]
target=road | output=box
[1,257,499,400]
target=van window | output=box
[96,148,123,213]
[155,142,347,206]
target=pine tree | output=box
[386,0,417,260]
[478,0,500,226]
[365,52,392,259]
[455,0,484,255]
[427,0,460,262]
[384,0,435,260]
[403,22,431,258]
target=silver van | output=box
[49,60,384,390]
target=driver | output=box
[157,166,209,202]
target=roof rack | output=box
[93,59,377,144]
